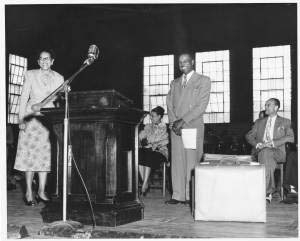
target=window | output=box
[143,55,174,123]
[253,45,291,121]
[8,54,27,124]
[195,50,230,123]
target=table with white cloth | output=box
[193,154,266,223]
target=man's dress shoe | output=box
[266,193,272,204]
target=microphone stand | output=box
[61,58,95,222]
[62,59,96,221]
[40,58,96,236]
[134,112,149,202]
[62,83,69,222]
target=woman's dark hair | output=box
[36,48,56,60]
[151,106,165,118]
[259,110,267,118]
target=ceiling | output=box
[5,3,297,62]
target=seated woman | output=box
[139,106,169,197]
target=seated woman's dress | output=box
[139,122,169,169]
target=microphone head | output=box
[87,44,99,61]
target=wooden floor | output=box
[7,184,298,238]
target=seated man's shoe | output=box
[165,199,181,204]
[290,185,297,194]
[266,193,272,204]
[281,197,298,204]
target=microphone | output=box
[84,45,99,65]
[86,44,99,64]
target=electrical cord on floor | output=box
[70,150,97,228]
[66,107,97,228]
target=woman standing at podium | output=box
[139,106,169,196]
[14,49,64,206]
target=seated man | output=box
[246,98,294,203]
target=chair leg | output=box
[163,163,166,197]
[192,174,195,217]
[280,164,284,200]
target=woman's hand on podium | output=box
[63,85,71,93]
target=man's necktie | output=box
[265,118,272,142]
[182,74,187,88]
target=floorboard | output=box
[6,184,298,238]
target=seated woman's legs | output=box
[139,164,151,194]
[141,166,151,193]
[139,165,145,182]
[139,148,166,195]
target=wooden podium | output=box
[40,90,147,226]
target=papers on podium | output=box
[182,128,197,149]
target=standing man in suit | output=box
[246,98,294,203]
[166,53,211,204]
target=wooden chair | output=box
[149,160,168,197]
[162,162,167,197]
[276,162,285,200]
[150,126,172,197]
[277,142,297,201]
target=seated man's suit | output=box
[246,115,294,195]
